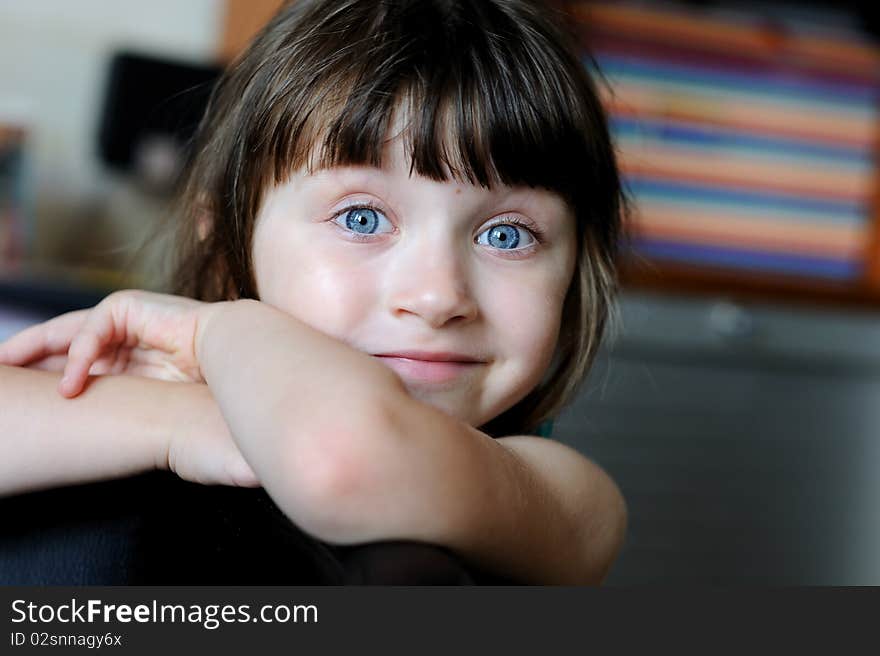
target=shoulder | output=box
[496,434,628,576]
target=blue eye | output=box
[476,222,536,250]
[334,206,393,236]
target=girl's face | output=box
[252,138,577,428]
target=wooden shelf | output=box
[619,257,880,311]
[220,0,284,62]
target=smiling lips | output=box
[373,350,484,384]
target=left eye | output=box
[333,206,393,235]
[476,223,536,250]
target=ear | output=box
[195,194,213,241]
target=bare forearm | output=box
[0,365,183,497]
[196,300,402,529]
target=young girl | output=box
[0,0,626,584]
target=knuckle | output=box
[44,324,60,348]
[70,333,98,357]
[106,289,140,307]
[103,291,125,309]
[122,288,144,300]
[45,320,72,350]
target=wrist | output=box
[146,379,184,474]
[194,299,241,381]
[149,379,244,486]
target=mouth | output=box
[372,351,485,384]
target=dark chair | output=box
[0,472,512,585]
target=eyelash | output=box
[330,203,546,247]
[487,216,546,245]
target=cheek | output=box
[254,232,376,338]
[291,261,367,330]
[480,268,569,367]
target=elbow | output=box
[274,392,400,545]
[591,480,628,585]
[569,467,628,586]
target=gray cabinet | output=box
[555,291,880,584]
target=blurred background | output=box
[1,0,880,584]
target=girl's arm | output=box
[4,291,624,583]
[0,365,253,497]
[197,300,626,584]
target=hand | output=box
[162,382,260,488]
[0,290,219,398]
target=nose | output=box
[387,237,479,329]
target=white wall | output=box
[0,0,225,274]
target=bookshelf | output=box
[570,1,880,309]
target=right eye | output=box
[332,205,394,237]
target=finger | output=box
[0,311,89,366]
[59,298,127,397]
[24,348,123,376]
[23,354,69,372]
[0,311,86,364]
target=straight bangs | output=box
[255,0,607,215]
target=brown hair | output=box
[157,0,624,436]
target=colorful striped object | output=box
[576,1,880,281]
